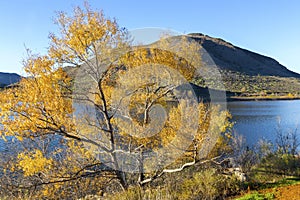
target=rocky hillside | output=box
[188,33,300,78]
[0,72,21,87]
[184,33,300,95]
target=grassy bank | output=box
[233,178,300,200]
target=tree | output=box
[0,3,231,198]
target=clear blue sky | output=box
[1,0,300,74]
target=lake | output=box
[227,100,300,146]
[1,100,299,154]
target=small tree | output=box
[0,3,231,198]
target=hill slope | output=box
[0,72,21,87]
[186,33,300,96]
[188,33,300,78]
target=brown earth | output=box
[263,183,300,200]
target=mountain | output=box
[183,33,300,96]
[9,33,297,97]
[0,72,21,87]
[188,33,300,78]
[63,33,300,96]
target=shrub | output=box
[235,192,275,200]
[177,168,241,200]
[106,168,242,200]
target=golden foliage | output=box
[119,48,196,81]
[17,149,53,177]
[0,2,234,198]
[48,2,129,65]
[0,55,73,139]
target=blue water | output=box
[227,100,300,145]
[1,100,299,154]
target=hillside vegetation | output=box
[194,69,300,96]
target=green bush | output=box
[260,153,300,176]
[235,192,275,200]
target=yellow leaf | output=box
[1,135,7,142]
[15,135,23,141]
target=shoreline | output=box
[227,96,300,101]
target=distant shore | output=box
[228,95,300,101]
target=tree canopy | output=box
[0,3,232,199]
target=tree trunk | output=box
[138,150,145,184]
[116,170,128,190]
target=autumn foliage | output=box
[0,3,232,199]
